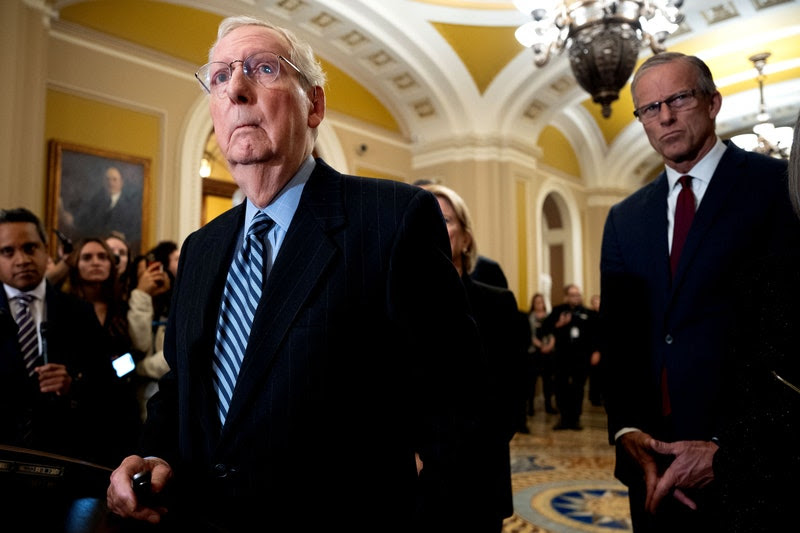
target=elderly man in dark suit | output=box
[106,15,486,532]
[600,52,799,532]
[0,208,114,465]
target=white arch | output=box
[176,94,210,243]
[534,179,584,297]
[315,121,348,173]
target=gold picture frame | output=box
[46,140,151,256]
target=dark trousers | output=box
[554,367,587,426]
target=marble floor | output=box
[502,396,631,533]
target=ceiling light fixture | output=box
[513,0,684,118]
[730,52,793,159]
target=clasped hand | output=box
[619,431,718,513]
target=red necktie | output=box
[670,175,695,278]
[663,176,695,416]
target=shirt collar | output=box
[665,137,726,191]
[4,277,46,303]
[244,156,315,235]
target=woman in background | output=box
[105,230,133,298]
[68,237,142,465]
[127,241,178,419]
[527,292,556,416]
[424,183,529,532]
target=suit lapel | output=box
[646,174,672,302]
[0,290,23,377]
[189,205,246,439]
[670,144,742,291]
[222,161,345,436]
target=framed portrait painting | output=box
[47,140,151,256]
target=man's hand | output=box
[618,431,661,512]
[34,363,72,395]
[647,439,718,512]
[554,311,572,328]
[107,455,173,524]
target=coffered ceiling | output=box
[51,0,800,185]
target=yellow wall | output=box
[537,126,581,178]
[44,90,160,251]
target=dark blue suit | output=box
[600,142,799,527]
[141,160,487,531]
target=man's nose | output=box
[225,64,252,102]
[657,102,676,123]
[12,250,32,264]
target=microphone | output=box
[40,321,49,365]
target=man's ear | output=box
[708,90,722,120]
[308,86,325,129]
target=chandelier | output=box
[730,52,793,160]
[513,1,684,118]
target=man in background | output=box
[0,207,114,464]
[542,284,599,431]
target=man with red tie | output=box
[600,53,799,532]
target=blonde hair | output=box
[424,183,478,274]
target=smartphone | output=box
[132,470,156,507]
[146,253,164,286]
[112,352,136,378]
[145,252,160,268]
[53,229,73,255]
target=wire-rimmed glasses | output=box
[195,51,309,97]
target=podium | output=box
[0,444,114,532]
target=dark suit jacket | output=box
[600,142,799,468]
[0,284,116,465]
[75,188,142,251]
[462,275,528,521]
[142,160,487,531]
[470,255,508,288]
[713,253,800,532]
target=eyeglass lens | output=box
[637,91,696,121]
[200,52,282,95]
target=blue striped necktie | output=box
[13,294,39,376]
[213,211,273,426]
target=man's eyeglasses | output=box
[633,89,699,123]
[195,51,310,97]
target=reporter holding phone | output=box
[127,243,176,419]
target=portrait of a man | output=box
[48,142,149,255]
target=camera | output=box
[53,229,73,255]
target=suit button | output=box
[665,335,673,344]
[213,463,228,478]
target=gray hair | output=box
[631,52,717,107]
[209,15,326,89]
[789,110,800,218]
